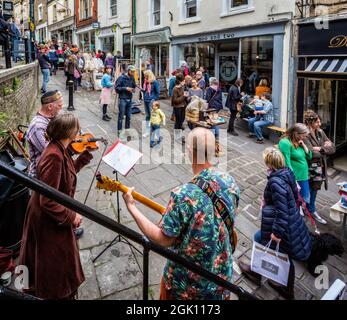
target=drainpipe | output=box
[131,0,136,60]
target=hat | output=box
[128,65,136,72]
[41,90,63,105]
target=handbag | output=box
[74,68,80,79]
[251,240,290,286]
[191,176,238,253]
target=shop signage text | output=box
[329,35,347,48]
[299,19,347,56]
[197,32,235,42]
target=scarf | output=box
[144,79,152,94]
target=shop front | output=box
[76,25,96,52]
[297,19,347,158]
[133,27,171,77]
[171,22,287,125]
[48,16,75,46]
[171,24,279,94]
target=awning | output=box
[298,58,347,79]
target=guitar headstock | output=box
[96,175,121,193]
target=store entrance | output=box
[305,79,347,154]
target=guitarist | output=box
[123,128,240,300]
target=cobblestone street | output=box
[46,73,347,300]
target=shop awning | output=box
[298,58,347,79]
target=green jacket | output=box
[278,138,312,182]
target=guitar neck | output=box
[97,177,166,216]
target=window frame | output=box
[179,0,201,25]
[185,0,197,19]
[110,0,118,17]
[221,0,254,17]
[38,4,43,21]
[152,0,161,27]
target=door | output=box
[217,52,238,92]
[335,81,347,147]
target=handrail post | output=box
[142,237,150,301]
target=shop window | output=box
[152,0,161,26]
[179,43,215,76]
[241,36,273,95]
[110,0,117,17]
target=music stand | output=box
[91,142,143,273]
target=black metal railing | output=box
[0,161,258,301]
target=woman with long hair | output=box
[19,113,93,299]
[142,69,160,137]
[279,123,312,209]
[304,110,336,224]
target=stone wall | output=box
[0,62,39,132]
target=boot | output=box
[102,115,110,121]
[215,142,224,157]
[238,261,262,286]
[268,261,295,300]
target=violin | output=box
[70,133,106,154]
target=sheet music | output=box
[102,140,143,176]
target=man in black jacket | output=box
[226,79,244,136]
[38,47,51,94]
[115,65,136,136]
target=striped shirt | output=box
[27,113,51,177]
[263,100,274,124]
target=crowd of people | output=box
[3,42,338,301]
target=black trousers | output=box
[102,104,108,115]
[228,110,238,132]
[174,107,186,130]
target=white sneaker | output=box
[118,130,125,140]
[312,211,327,225]
[300,206,305,217]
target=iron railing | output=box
[0,161,258,301]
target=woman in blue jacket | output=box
[142,70,160,137]
[99,66,114,121]
[238,148,312,300]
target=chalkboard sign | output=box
[156,76,168,99]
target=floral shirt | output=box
[161,168,240,300]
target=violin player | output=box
[19,113,93,299]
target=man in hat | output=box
[26,90,84,239]
[115,65,136,137]
[27,90,63,177]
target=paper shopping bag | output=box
[250,241,290,286]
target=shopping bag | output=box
[251,240,290,286]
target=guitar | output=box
[96,173,166,216]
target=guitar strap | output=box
[191,176,237,253]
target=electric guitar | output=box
[96,173,166,216]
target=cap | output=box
[128,65,136,72]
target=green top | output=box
[278,138,312,181]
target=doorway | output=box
[217,52,239,92]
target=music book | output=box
[102,140,143,176]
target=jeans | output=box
[211,125,219,140]
[144,100,153,122]
[248,118,272,140]
[118,99,132,131]
[298,180,311,205]
[150,124,161,146]
[307,189,318,214]
[41,69,50,92]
